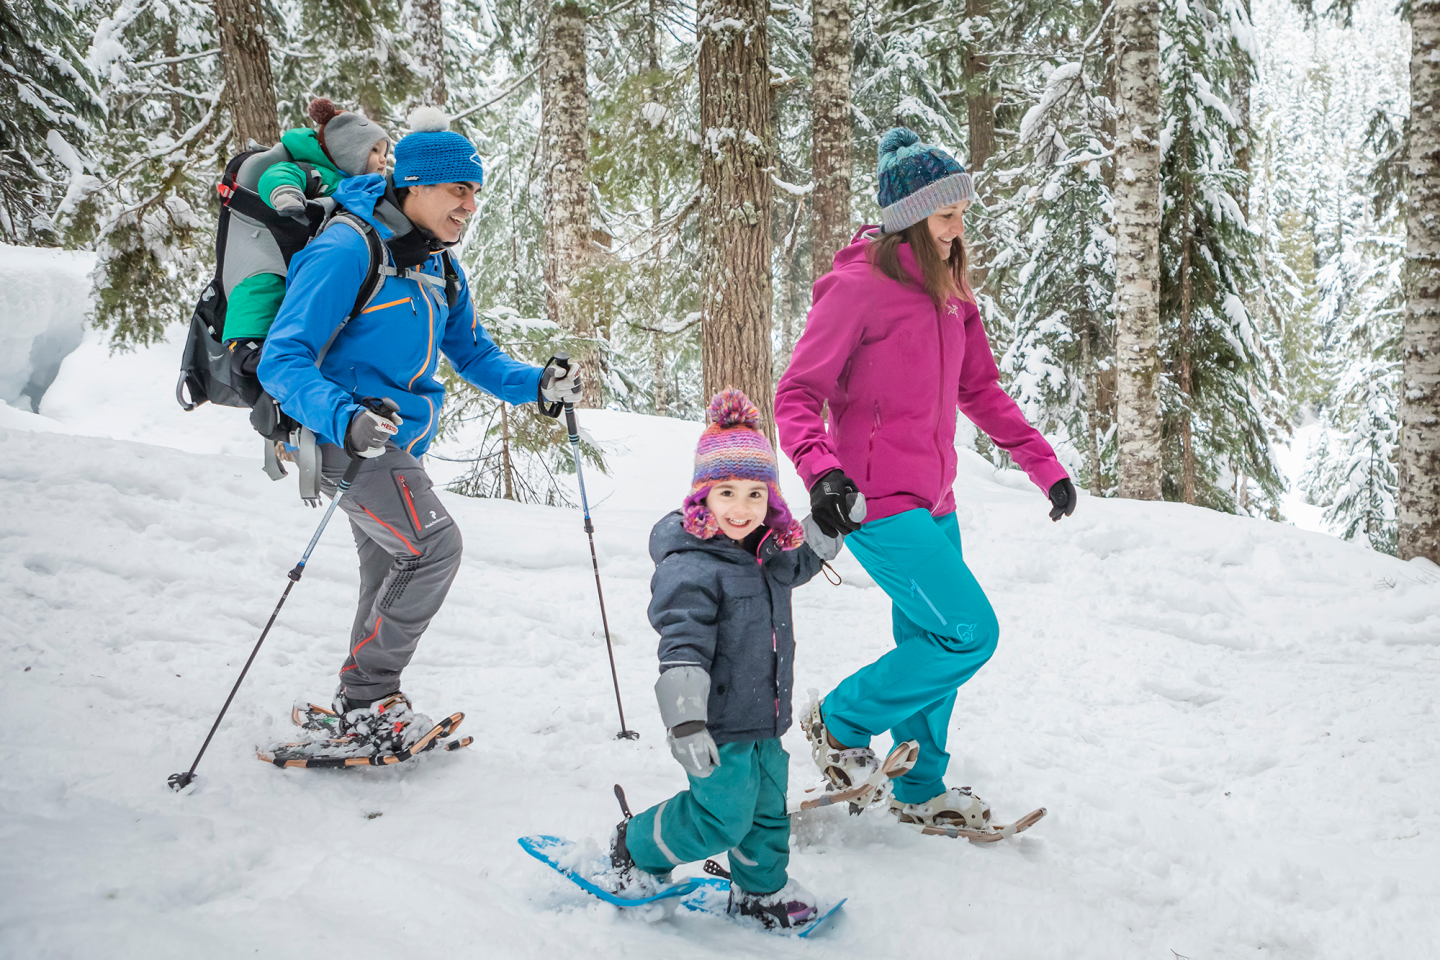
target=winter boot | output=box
[333,690,434,754]
[889,786,993,832]
[728,880,820,930]
[802,699,884,806]
[595,819,671,900]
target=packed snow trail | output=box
[2,405,1438,959]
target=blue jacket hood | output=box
[333,174,394,239]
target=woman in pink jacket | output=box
[775,127,1077,833]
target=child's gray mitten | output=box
[269,184,308,220]
[656,666,720,778]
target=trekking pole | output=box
[168,438,373,790]
[552,352,638,741]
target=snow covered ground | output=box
[5,360,1440,958]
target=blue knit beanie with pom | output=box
[393,106,485,188]
[875,127,973,234]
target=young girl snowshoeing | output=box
[775,127,1077,835]
[598,390,847,929]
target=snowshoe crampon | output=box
[258,712,470,768]
[788,739,919,814]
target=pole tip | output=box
[616,730,640,741]
[167,772,195,791]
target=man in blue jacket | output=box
[258,115,581,752]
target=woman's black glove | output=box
[1048,478,1077,521]
[809,468,865,537]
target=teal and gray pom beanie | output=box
[876,127,974,234]
[393,106,485,188]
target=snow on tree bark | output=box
[698,0,776,443]
[810,0,851,280]
[1399,0,1440,562]
[214,0,280,147]
[411,0,448,107]
[1111,0,1164,500]
[542,0,601,407]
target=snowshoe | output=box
[799,699,918,813]
[728,879,820,931]
[890,787,1047,843]
[258,710,469,768]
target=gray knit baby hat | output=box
[310,99,390,178]
[875,127,974,234]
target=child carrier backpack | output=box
[176,144,460,498]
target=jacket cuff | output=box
[1028,459,1071,494]
[799,452,845,490]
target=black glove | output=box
[1048,477,1077,522]
[809,468,864,538]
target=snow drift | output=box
[0,243,94,412]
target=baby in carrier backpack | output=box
[224,98,391,380]
[598,389,847,930]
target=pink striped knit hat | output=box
[682,389,804,548]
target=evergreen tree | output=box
[1158,0,1284,514]
[1,0,104,243]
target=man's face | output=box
[400,182,479,243]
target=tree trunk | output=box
[1111,0,1164,501]
[542,1,601,406]
[214,0,279,147]
[698,0,775,442]
[963,0,995,291]
[1398,0,1440,562]
[1179,171,1196,505]
[412,0,448,107]
[811,0,851,281]
[1230,0,1251,217]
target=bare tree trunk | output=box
[811,0,851,280]
[214,0,279,147]
[1399,0,1440,562]
[1082,316,1104,496]
[1229,0,1251,218]
[1179,172,1196,505]
[411,0,448,107]
[1111,0,1163,501]
[963,0,995,291]
[542,1,601,406]
[698,0,775,443]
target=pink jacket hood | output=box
[775,227,1069,523]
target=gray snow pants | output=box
[320,443,463,701]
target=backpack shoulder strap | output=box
[441,249,461,309]
[313,211,388,365]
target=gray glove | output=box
[269,184,307,220]
[801,513,846,561]
[656,665,720,778]
[539,360,583,404]
[345,403,402,459]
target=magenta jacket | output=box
[775,228,1070,524]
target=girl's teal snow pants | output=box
[823,508,999,804]
[625,738,790,895]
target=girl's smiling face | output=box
[705,480,769,541]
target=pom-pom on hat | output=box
[681,389,803,548]
[392,106,485,189]
[876,127,974,234]
[308,98,390,178]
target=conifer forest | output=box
[2,0,1438,562]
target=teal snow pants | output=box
[626,738,790,895]
[823,509,999,804]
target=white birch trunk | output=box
[1398,0,1440,561]
[541,1,600,406]
[1111,0,1164,500]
